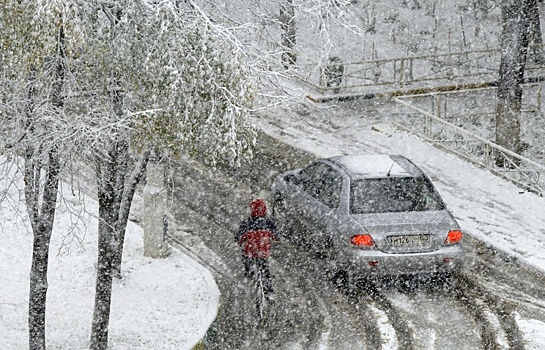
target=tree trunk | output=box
[91,140,150,348]
[110,140,128,279]
[27,151,60,350]
[28,234,49,350]
[280,0,297,68]
[27,23,64,350]
[111,148,150,278]
[496,0,531,167]
[90,149,119,350]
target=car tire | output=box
[431,270,457,291]
[332,269,358,294]
[312,236,336,260]
[332,269,348,289]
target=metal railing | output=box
[393,96,545,196]
[395,84,542,129]
[293,45,545,96]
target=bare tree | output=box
[26,47,64,350]
[528,0,544,63]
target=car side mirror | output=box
[285,173,298,184]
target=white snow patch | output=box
[514,312,545,349]
[368,305,398,350]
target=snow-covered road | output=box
[168,100,545,348]
[250,97,545,348]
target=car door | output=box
[288,162,323,244]
[297,162,343,258]
[310,163,344,259]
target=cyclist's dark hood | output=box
[251,198,266,218]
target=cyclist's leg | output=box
[259,259,274,298]
[242,255,252,278]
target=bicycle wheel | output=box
[254,268,267,322]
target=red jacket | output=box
[238,229,275,258]
[236,199,278,258]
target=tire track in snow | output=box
[361,284,415,350]
[453,274,525,350]
[275,243,371,349]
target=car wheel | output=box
[311,236,336,260]
[332,269,358,294]
[332,269,348,289]
[431,271,457,291]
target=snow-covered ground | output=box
[0,161,220,350]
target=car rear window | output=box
[350,177,445,214]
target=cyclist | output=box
[235,198,279,300]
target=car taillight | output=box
[445,230,463,244]
[350,234,375,247]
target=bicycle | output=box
[248,258,272,323]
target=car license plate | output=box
[387,234,430,248]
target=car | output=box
[270,154,463,285]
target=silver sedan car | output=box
[270,154,463,284]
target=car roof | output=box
[327,154,423,178]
